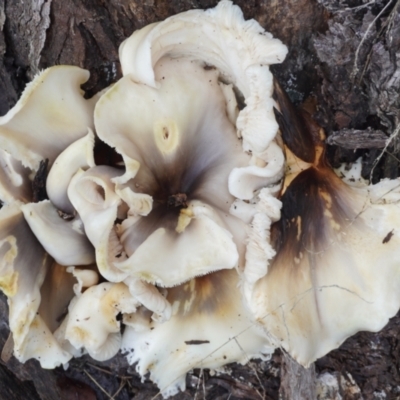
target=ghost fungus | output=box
[21,200,95,266]
[0,3,399,399]
[46,130,96,213]
[246,81,400,366]
[0,203,75,367]
[118,0,287,155]
[95,12,286,287]
[90,2,287,394]
[122,270,273,397]
[67,266,99,297]
[116,200,240,287]
[0,66,96,171]
[0,0,288,389]
[65,282,138,361]
[0,66,100,366]
[1,0,399,397]
[67,165,129,282]
[124,277,172,322]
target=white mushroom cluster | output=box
[0,1,400,397]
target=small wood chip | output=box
[327,128,388,149]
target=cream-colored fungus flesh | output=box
[0,66,97,171]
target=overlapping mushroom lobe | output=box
[122,269,271,397]
[0,1,291,393]
[249,86,400,365]
[95,57,251,286]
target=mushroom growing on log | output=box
[0,1,399,398]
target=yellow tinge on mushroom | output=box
[0,1,399,398]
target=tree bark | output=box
[280,355,316,400]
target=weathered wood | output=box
[0,363,40,400]
[279,354,316,400]
[327,128,388,149]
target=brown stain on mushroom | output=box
[167,270,238,318]
[273,79,316,163]
[271,77,363,276]
[38,262,76,333]
[254,79,382,351]
[162,126,169,140]
[167,193,188,209]
[270,165,356,274]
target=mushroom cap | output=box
[122,270,273,397]
[0,148,32,204]
[21,200,95,266]
[118,0,287,153]
[250,169,400,365]
[67,266,99,296]
[117,200,240,287]
[66,282,138,361]
[0,203,74,367]
[246,81,400,365]
[68,165,128,282]
[95,57,251,286]
[46,130,95,213]
[0,66,96,171]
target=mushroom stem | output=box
[167,193,188,209]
